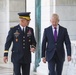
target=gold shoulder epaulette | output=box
[10,26,14,29]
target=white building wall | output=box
[56,0,76,40]
[41,0,53,40]
[26,0,35,30]
[9,0,25,27]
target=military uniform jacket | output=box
[4,25,36,63]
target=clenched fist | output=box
[3,56,8,63]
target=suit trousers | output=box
[48,51,64,75]
[13,62,30,75]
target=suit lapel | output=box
[57,25,62,42]
[49,26,55,42]
[25,26,28,37]
[17,25,23,34]
[25,26,30,37]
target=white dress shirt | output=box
[52,25,59,36]
[20,25,26,32]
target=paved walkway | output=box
[0,41,76,75]
[0,60,76,75]
[0,61,41,75]
[0,61,76,75]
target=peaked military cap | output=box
[18,12,31,20]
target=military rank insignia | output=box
[14,30,20,42]
[27,29,32,37]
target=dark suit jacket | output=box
[42,25,71,62]
[4,25,36,63]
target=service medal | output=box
[16,38,18,42]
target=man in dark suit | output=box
[42,14,71,75]
[3,12,36,75]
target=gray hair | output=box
[51,14,59,21]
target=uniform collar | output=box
[19,25,26,30]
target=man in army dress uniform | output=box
[3,12,36,75]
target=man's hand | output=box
[30,48,35,53]
[67,56,71,62]
[3,56,8,63]
[42,57,46,63]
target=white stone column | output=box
[26,0,35,29]
[41,0,53,39]
[0,0,9,63]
